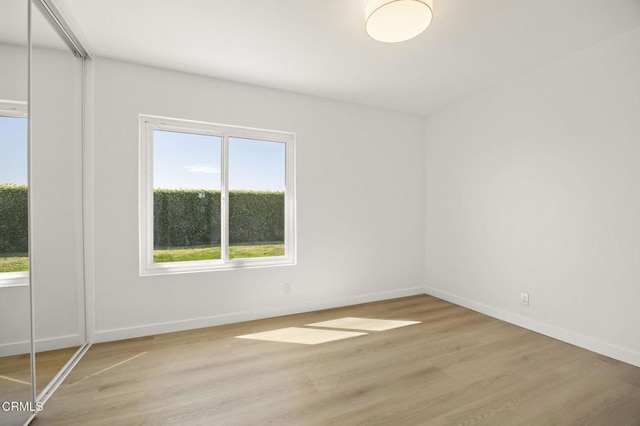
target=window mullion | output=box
[146,122,155,270]
[221,134,229,262]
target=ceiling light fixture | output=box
[365,0,434,43]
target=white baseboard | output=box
[94,286,425,343]
[424,286,640,368]
[0,334,83,357]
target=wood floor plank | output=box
[31,295,640,425]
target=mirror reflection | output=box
[30,0,85,397]
[0,0,32,425]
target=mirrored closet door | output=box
[30,0,86,401]
[0,1,33,425]
[1,1,89,424]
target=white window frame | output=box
[0,100,29,287]
[139,114,296,276]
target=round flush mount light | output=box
[366,0,434,43]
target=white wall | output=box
[0,43,27,101]
[424,28,640,367]
[30,46,85,352]
[89,58,425,341]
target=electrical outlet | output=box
[283,282,292,296]
[520,292,529,306]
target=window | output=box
[0,100,29,287]
[140,115,296,275]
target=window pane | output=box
[0,115,29,273]
[228,137,285,259]
[153,130,222,263]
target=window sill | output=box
[140,257,296,277]
[0,272,29,288]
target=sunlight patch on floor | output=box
[236,327,367,345]
[307,317,421,331]
[68,351,148,386]
[0,374,31,386]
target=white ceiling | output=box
[57,0,640,116]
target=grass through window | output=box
[0,253,29,273]
[153,241,284,263]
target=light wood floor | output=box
[33,295,640,425]
[1,346,79,426]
